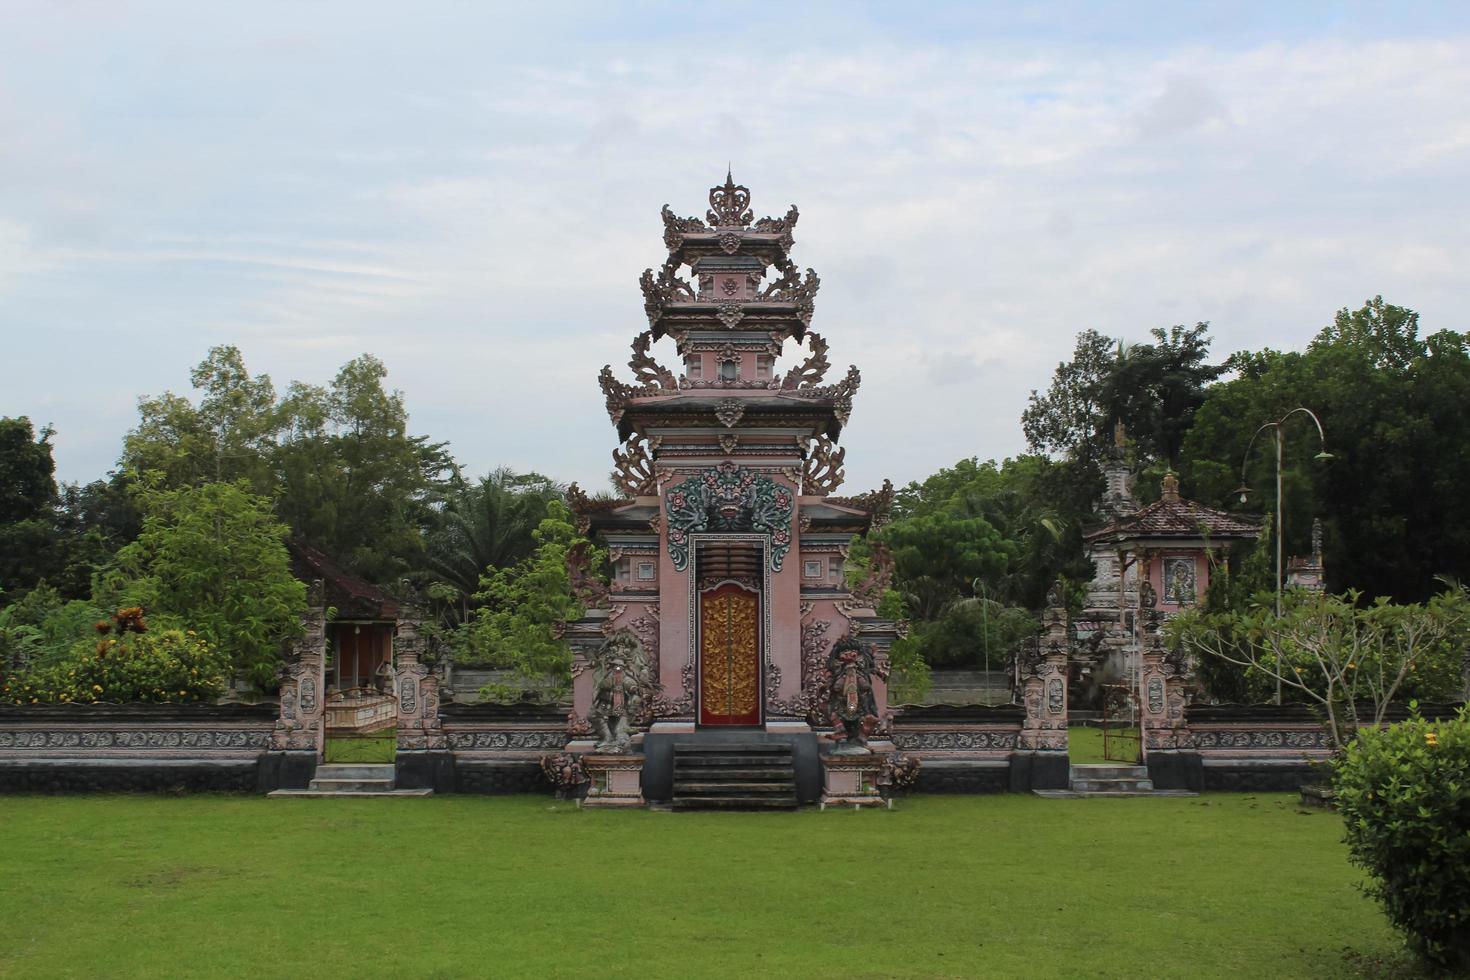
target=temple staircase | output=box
[671,740,798,811]
[268,763,433,798]
[1033,764,1196,799]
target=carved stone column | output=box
[1139,620,1189,752]
[1019,606,1069,752]
[1013,599,1070,791]
[393,616,452,791]
[263,583,327,790]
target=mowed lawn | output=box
[0,793,1409,979]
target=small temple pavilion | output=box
[1073,435,1262,695]
[286,540,399,693]
[561,173,901,807]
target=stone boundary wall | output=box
[1146,702,1466,792]
[889,704,1059,792]
[0,703,277,793]
[425,703,568,795]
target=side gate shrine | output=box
[2,174,1347,804]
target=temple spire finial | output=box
[708,169,753,228]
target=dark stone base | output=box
[912,760,1011,793]
[1202,760,1321,792]
[452,759,547,794]
[257,750,317,791]
[1008,750,1070,791]
[0,758,260,794]
[396,750,455,792]
[1147,751,1204,792]
[641,730,821,804]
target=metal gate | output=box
[1100,684,1140,763]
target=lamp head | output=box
[1233,483,1252,504]
[1314,450,1334,462]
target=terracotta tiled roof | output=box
[286,538,401,621]
[1084,498,1263,543]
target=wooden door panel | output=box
[698,583,761,726]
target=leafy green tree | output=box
[1181,298,1470,601]
[878,511,1013,622]
[1168,587,1470,744]
[421,468,563,623]
[123,346,280,493]
[276,355,453,582]
[97,481,306,688]
[456,500,601,696]
[0,417,55,524]
[1023,324,1223,472]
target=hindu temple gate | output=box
[559,172,904,807]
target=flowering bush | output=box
[1,608,231,704]
[1333,706,1470,971]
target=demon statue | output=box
[588,630,653,753]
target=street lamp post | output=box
[1235,407,1332,705]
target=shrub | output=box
[2,609,231,704]
[1333,706,1470,971]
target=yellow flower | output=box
[92,684,103,693]
[1346,663,1355,669]
[1426,732,1439,747]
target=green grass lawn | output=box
[0,793,1416,979]
[1068,724,1141,764]
[323,729,396,763]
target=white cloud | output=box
[0,12,1467,496]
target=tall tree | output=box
[96,481,306,688]
[275,355,453,582]
[1181,298,1470,601]
[1023,323,1223,472]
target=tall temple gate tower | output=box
[564,173,900,807]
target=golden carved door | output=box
[698,582,761,726]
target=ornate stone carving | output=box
[829,476,894,528]
[718,433,739,454]
[639,265,696,326]
[780,332,830,389]
[717,231,741,254]
[272,588,327,752]
[587,630,655,753]
[448,730,568,751]
[716,302,744,329]
[566,540,611,609]
[612,434,657,495]
[890,730,1019,752]
[540,752,590,797]
[660,204,706,251]
[663,462,794,572]
[851,541,894,609]
[714,398,745,428]
[707,170,753,228]
[629,331,677,390]
[598,366,632,426]
[752,204,799,237]
[822,636,883,754]
[0,729,272,751]
[803,434,846,495]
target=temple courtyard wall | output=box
[0,698,1413,796]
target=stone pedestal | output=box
[580,754,645,808]
[819,754,887,809]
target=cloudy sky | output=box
[3,2,1467,494]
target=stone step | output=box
[1071,778,1155,793]
[671,796,798,811]
[267,788,434,799]
[674,754,792,768]
[674,765,794,778]
[1070,764,1149,779]
[673,781,797,795]
[313,764,396,780]
[308,778,396,793]
[1034,789,1197,799]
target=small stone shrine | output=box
[563,172,902,808]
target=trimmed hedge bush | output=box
[1333,706,1470,971]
